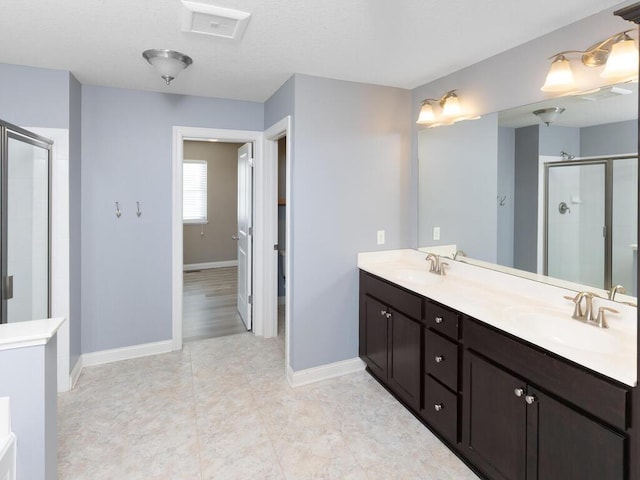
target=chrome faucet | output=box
[564,292,618,328]
[608,285,626,301]
[425,254,448,275]
[453,249,467,261]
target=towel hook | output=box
[136,201,142,218]
[115,201,122,218]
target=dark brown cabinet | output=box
[464,322,627,480]
[359,272,422,411]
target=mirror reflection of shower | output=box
[545,155,638,296]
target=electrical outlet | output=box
[377,230,385,245]
[433,227,441,241]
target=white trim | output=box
[27,127,71,393]
[183,260,238,271]
[172,127,263,351]
[70,356,83,389]
[81,340,173,367]
[263,116,291,372]
[286,357,366,388]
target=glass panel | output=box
[612,158,638,296]
[547,163,605,288]
[7,137,49,322]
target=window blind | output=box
[183,160,207,223]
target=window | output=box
[183,160,207,223]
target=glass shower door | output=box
[612,158,638,296]
[2,130,51,323]
[546,163,606,288]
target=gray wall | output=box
[539,125,580,157]
[69,73,82,371]
[418,114,499,262]
[182,141,239,265]
[497,127,515,267]
[264,75,295,130]
[0,63,70,128]
[290,74,411,370]
[514,125,540,272]
[81,86,263,353]
[581,119,637,157]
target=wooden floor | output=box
[183,267,248,342]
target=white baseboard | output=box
[183,260,238,271]
[70,356,83,389]
[287,357,366,388]
[81,340,173,368]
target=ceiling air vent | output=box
[181,1,251,40]
[577,85,633,102]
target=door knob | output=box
[232,235,239,240]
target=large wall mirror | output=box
[418,80,638,302]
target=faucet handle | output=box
[438,261,449,276]
[564,294,585,320]
[595,306,618,329]
[425,254,438,273]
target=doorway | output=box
[181,139,248,341]
[0,120,52,324]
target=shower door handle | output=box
[3,275,13,300]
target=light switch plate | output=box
[377,230,385,245]
[433,227,440,240]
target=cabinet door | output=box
[529,387,625,480]
[463,352,527,480]
[363,295,388,380]
[388,310,421,411]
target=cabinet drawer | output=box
[360,271,422,320]
[423,375,458,445]
[425,329,458,391]
[425,301,459,340]
[465,319,629,431]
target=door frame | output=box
[171,126,265,350]
[263,116,291,368]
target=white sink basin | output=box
[504,306,621,354]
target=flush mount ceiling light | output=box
[541,29,639,92]
[417,90,468,126]
[142,49,193,85]
[533,107,565,126]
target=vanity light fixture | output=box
[142,49,194,85]
[541,29,638,92]
[533,107,565,126]
[417,90,469,126]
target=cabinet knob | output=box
[380,310,387,316]
[525,395,537,405]
[434,403,444,412]
[435,316,443,324]
[514,388,524,398]
[435,355,444,363]
[385,312,392,319]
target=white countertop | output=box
[0,317,65,351]
[358,249,637,387]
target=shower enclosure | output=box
[0,120,52,323]
[545,155,638,295]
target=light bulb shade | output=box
[533,107,565,126]
[541,55,575,92]
[143,49,193,84]
[442,94,461,116]
[416,102,435,124]
[601,37,639,79]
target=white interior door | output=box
[237,143,253,330]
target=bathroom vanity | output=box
[358,249,636,480]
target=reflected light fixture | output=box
[533,107,565,126]
[142,49,194,85]
[417,90,466,125]
[541,29,638,92]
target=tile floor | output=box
[58,332,480,479]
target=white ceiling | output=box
[0,0,628,102]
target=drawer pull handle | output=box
[435,316,443,324]
[435,355,444,363]
[525,395,537,405]
[434,403,444,412]
[514,388,524,398]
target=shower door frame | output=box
[543,154,637,291]
[0,119,53,324]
